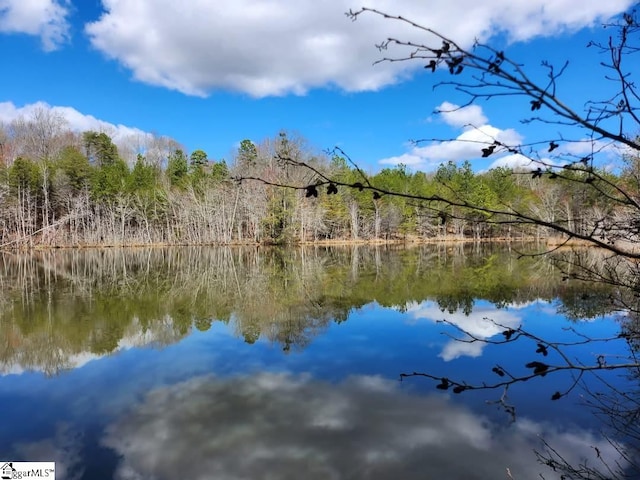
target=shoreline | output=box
[1,235,559,251]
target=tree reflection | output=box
[0,244,622,375]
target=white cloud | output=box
[556,138,624,164]
[380,103,524,170]
[84,0,633,97]
[0,0,70,50]
[101,372,628,480]
[0,102,180,165]
[438,102,488,129]
[377,152,426,168]
[0,100,152,148]
[486,138,624,171]
[487,153,534,170]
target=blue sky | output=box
[0,0,635,172]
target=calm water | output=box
[0,245,636,479]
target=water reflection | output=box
[0,246,636,479]
[0,245,618,375]
[11,424,84,480]
[99,373,620,480]
[406,300,528,360]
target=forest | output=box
[0,108,635,247]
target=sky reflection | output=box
[11,372,624,480]
[0,297,634,479]
[406,300,526,360]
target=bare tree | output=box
[9,107,69,162]
[8,107,69,237]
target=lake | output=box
[0,245,637,479]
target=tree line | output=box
[0,109,636,247]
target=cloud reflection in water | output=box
[102,373,619,480]
[406,301,525,361]
[12,423,84,480]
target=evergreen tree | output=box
[83,131,119,167]
[57,146,92,192]
[129,154,158,192]
[166,149,188,188]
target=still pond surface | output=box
[0,245,636,479]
